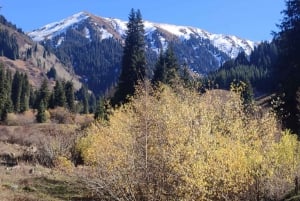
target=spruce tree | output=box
[47,66,57,80]
[152,45,180,85]
[94,97,108,120]
[89,93,97,113]
[53,80,66,108]
[11,71,22,112]
[276,0,300,132]
[0,64,6,120]
[36,100,47,123]
[77,85,89,114]
[112,9,146,106]
[36,79,50,109]
[64,81,75,112]
[164,45,180,84]
[152,52,166,84]
[20,74,30,113]
[0,65,4,118]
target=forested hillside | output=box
[205,41,279,94]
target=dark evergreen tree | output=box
[94,97,108,120]
[234,51,250,66]
[11,71,22,112]
[0,64,7,120]
[35,79,50,109]
[19,74,30,113]
[152,45,180,85]
[112,9,146,106]
[53,80,66,108]
[164,45,180,84]
[296,87,300,131]
[152,52,166,84]
[29,86,37,109]
[0,64,5,118]
[241,80,254,106]
[64,81,75,112]
[47,66,57,80]
[4,69,13,114]
[77,85,89,114]
[89,93,97,113]
[275,0,300,132]
[36,100,47,123]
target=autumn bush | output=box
[49,107,76,124]
[4,111,36,126]
[34,125,80,167]
[76,82,300,201]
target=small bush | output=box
[4,111,36,126]
[5,113,18,126]
[49,107,75,124]
[54,156,74,173]
[36,126,78,167]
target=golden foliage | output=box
[54,156,74,173]
[77,82,300,201]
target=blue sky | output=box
[0,0,285,41]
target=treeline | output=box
[205,41,279,94]
[0,63,99,123]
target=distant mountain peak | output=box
[28,11,255,59]
[28,11,90,41]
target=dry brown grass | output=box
[49,107,76,124]
[0,120,96,200]
[5,111,36,126]
[0,163,95,201]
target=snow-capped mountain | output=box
[29,11,255,59]
[28,11,256,95]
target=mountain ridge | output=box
[28,11,255,59]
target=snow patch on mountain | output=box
[28,12,256,59]
[98,27,113,40]
[29,12,90,41]
[84,27,91,40]
[106,18,127,37]
[56,37,64,47]
[155,23,193,40]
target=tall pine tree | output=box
[52,80,66,108]
[11,71,22,112]
[112,9,146,106]
[0,64,13,120]
[64,81,75,112]
[20,74,30,113]
[35,79,50,109]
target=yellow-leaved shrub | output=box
[76,82,300,201]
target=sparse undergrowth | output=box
[0,164,96,201]
[0,110,95,200]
